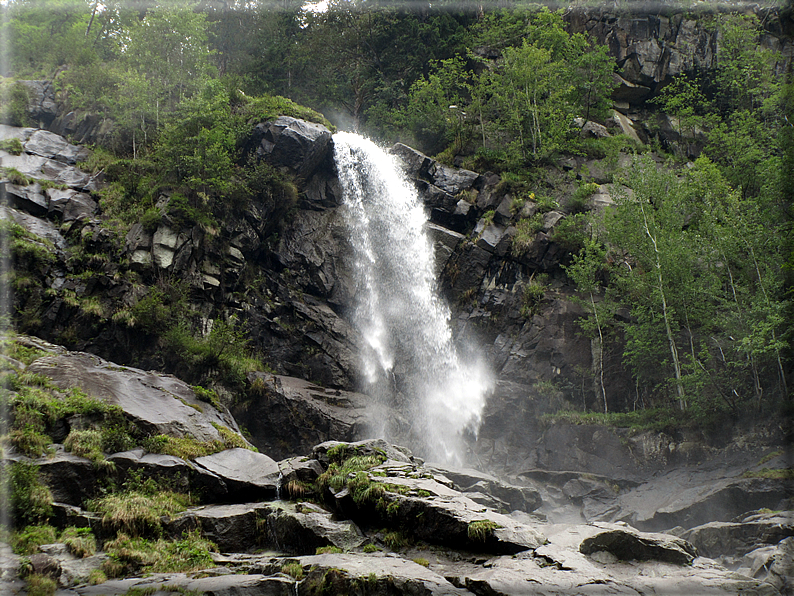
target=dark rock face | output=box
[683,511,794,558]
[232,375,383,460]
[250,116,333,180]
[579,524,697,565]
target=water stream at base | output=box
[333,131,491,465]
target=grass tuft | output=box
[467,520,500,542]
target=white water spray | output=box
[334,131,491,464]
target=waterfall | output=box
[333,131,490,465]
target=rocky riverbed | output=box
[1,338,792,595]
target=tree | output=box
[564,237,613,413]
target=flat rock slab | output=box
[294,553,472,595]
[262,501,366,554]
[167,502,269,552]
[0,151,92,189]
[194,448,280,501]
[107,450,229,502]
[27,352,240,443]
[455,551,778,596]
[1,205,67,251]
[613,466,791,531]
[429,464,542,513]
[74,573,295,595]
[24,129,90,164]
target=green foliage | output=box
[0,80,32,127]
[2,167,33,186]
[362,543,380,553]
[511,215,543,256]
[3,370,133,458]
[141,434,224,461]
[315,545,343,555]
[192,386,221,410]
[742,468,794,480]
[11,524,57,555]
[88,489,194,537]
[543,408,681,432]
[520,279,546,319]
[569,182,599,214]
[281,561,304,579]
[61,527,97,558]
[0,137,24,155]
[64,429,112,469]
[467,520,499,542]
[102,530,216,577]
[25,574,56,596]
[412,557,430,567]
[8,462,52,527]
[383,531,408,550]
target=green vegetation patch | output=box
[281,561,304,579]
[2,370,135,459]
[61,526,97,558]
[0,137,24,155]
[742,468,794,480]
[10,524,57,555]
[102,530,216,578]
[8,463,53,527]
[542,408,683,433]
[24,574,56,596]
[467,520,500,542]
[89,489,195,537]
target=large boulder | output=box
[682,510,794,558]
[23,129,89,164]
[250,116,332,180]
[193,448,280,502]
[27,351,244,443]
[579,522,697,565]
[232,374,390,460]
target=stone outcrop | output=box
[27,351,244,443]
[566,7,792,95]
[249,116,333,181]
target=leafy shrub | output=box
[315,545,343,554]
[362,543,380,553]
[9,463,53,527]
[520,279,547,318]
[0,137,24,155]
[0,80,32,127]
[569,182,599,214]
[511,215,544,256]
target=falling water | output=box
[334,132,491,465]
